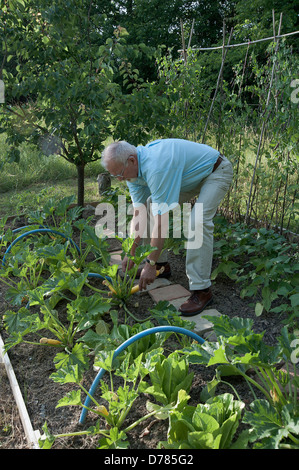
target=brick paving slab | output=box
[109,251,122,265]
[203,331,218,342]
[137,277,172,295]
[149,284,190,303]
[167,300,222,337]
[168,296,190,310]
[191,308,222,336]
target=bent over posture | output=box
[102,138,233,316]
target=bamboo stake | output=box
[202,27,233,143]
[180,19,189,137]
[238,42,250,98]
[286,176,298,232]
[180,18,195,60]
[216,20,226,151]
[272,9,279,113]
[245,13,283,223]
[187,19,195,49]
[280,152,289,234]
[180,19,187,65]
[178,30,299,52]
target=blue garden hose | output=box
[1,227,111,282]
[1,228,81,266]
[0,225,43,240]
[79,325,205,425]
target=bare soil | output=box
[0,213,288,449]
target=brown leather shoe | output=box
[135,262,171,279]
[179,288,212,316]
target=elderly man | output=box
[102,138,233,316]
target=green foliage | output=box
[0,198,114,350]
[212,219,299,320]
[139,351,194,406]
[243,400,299,449]
[183,314,298,442]
[1,194,298,450]
[0,0,174,205]
[163,393,247,449]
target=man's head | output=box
[102,141,138,181]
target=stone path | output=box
[109,250,221,339]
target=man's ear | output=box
[128,155,137,165]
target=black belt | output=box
[212,154,224,172]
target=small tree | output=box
[0,0,172,206]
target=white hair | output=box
[102,141,137,169]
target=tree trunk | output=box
[77,162,85,207]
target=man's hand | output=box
[122,255,135,273]
[139,263,156,291]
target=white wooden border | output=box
[0,334,41,449]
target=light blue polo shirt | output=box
[126,138,219,216]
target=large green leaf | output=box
[188,431,221,449]
[52,343,89,377]
[4,307,43,334]
[56,389,82,408]
[243,400,299,448]
[202,314,254,338]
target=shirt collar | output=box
[137,147,143,178]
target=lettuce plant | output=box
[161,393,247,449]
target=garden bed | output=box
[0,207,295,450]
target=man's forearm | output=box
[147,213,169,263]
[129,205,147,255]
[130,209,169,263]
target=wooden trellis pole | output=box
[178,29,299,52]
[237,42,250,98]
[202,26,233,143]
[245,12,283,224]
[187,19,195,49]
[180,19,196,139]
[180,19,187,65]
[180,18,195,62]
[216,20,226,150]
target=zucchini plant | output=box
[212,220,299,320]
[100,237,156,302]
[183,314,299,448]
[3,289,112,351]
[38,347,184,449]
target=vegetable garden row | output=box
[0,195,298,449]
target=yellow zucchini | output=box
[130,285,140,294]
[96,405,109,417]
[40,337,62,346]
[102,280,117,295]
[103,266,166,297]
[130,267,165,295]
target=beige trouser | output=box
[133,156,233,290]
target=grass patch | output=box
[0,133,104,193]
[0,178,103,219]
[0,133,108,218]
